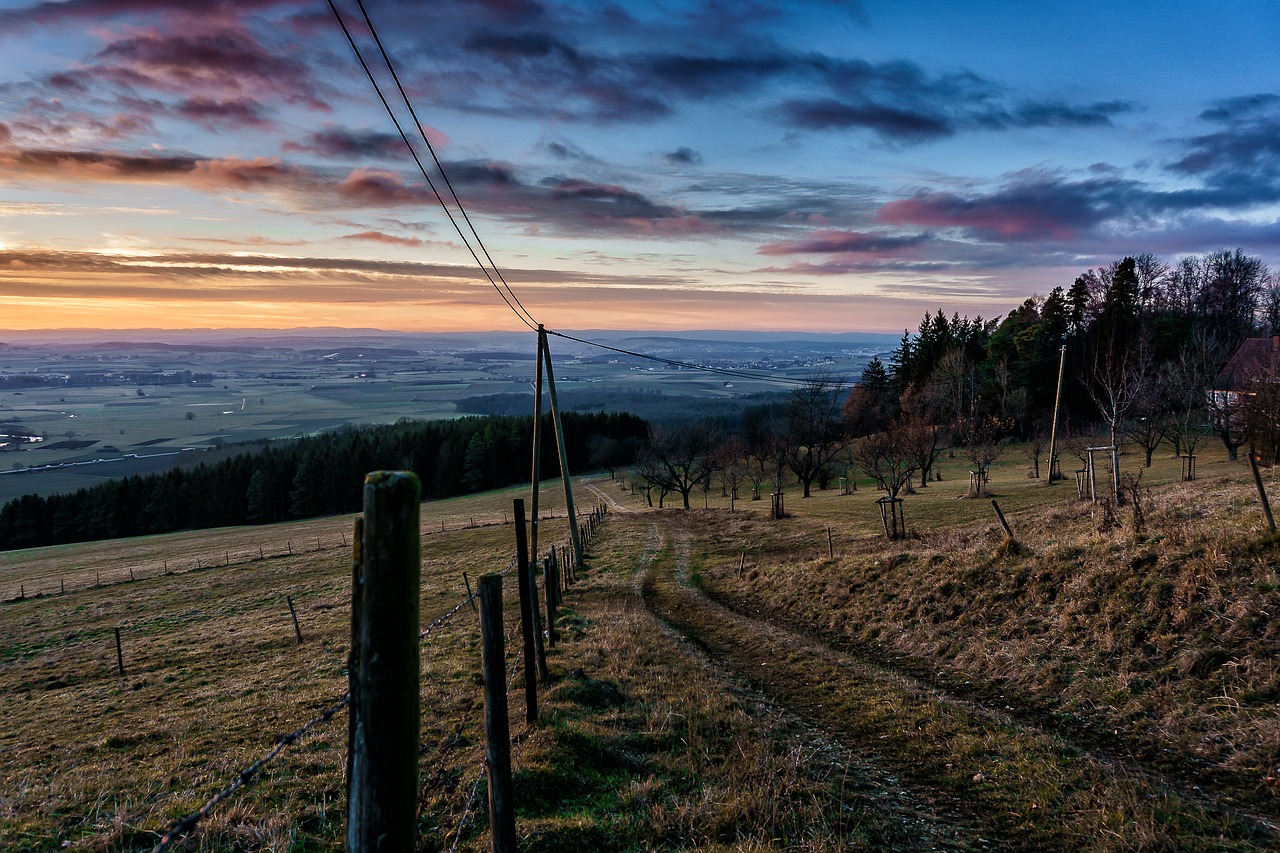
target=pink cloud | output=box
[876,181,1106,241]
[0,148,199,181]
[340,230,426,248]
[175,97,272,130]
[188,156,306,190]
[86,27,329,111]
[1,0,306,30]
[336,168,434,206]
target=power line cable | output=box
[350,0,539,329]
[326,3,852,386]
[332,2,1055,394]
[325,0,537,331]
[544,329,854,388]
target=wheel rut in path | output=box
[630,513,1278,852]
[606,514,984,851]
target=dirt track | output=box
[592,501,1278,852]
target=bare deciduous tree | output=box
[712,435,749,509]
[637,421,723,509]
[784,374,847,498]
[852,430,919,498]
[1164,329,1220,462]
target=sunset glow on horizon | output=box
[2,0,1279,335]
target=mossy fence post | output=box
[347,471,420,852]
[479,573,517,853]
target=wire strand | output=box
[352,0,539,329]
[544,328,852,388]
[325,0,537,331]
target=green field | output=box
[0,336,863,504]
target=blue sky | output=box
[0,0,1278,333]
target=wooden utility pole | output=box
[1047,344,1066,484]
[478,574,517,853]
[540,328,584,566]
[347,471,420,853]
[544,553,558,647]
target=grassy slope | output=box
[675,448,1280,827]
[2,445,1278,850]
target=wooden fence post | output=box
[514,500,547,708]
[827,526,833,558]
[346,515,362,808]
[286,595,304,644]
[347,471,420,852]
[478,574,517,853]
[1249,448,1277,533]
[991,499,1015,541]
[114,627,124,676]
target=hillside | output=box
[1,448,1277,850]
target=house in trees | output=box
[1207,336,1280,462]
[1209,336,1280,406]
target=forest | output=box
[0,410,646,549]
[845,249,1280,461]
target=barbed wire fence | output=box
[146,503,606,851]
[2,509,578,604]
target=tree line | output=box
[632,248,1280,512]
[0,411,646,549]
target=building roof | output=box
[1210,336,1280,391]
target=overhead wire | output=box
[325,0,537,331]
[349,0,539,330]
[328,1,962,392]
[544,329,854,388]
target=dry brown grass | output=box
[0,486,565,850]
[4,462,1278,850]
[686,458,1280,826]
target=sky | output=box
[1,0,1279,335]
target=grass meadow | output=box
[1,439,1277,850]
